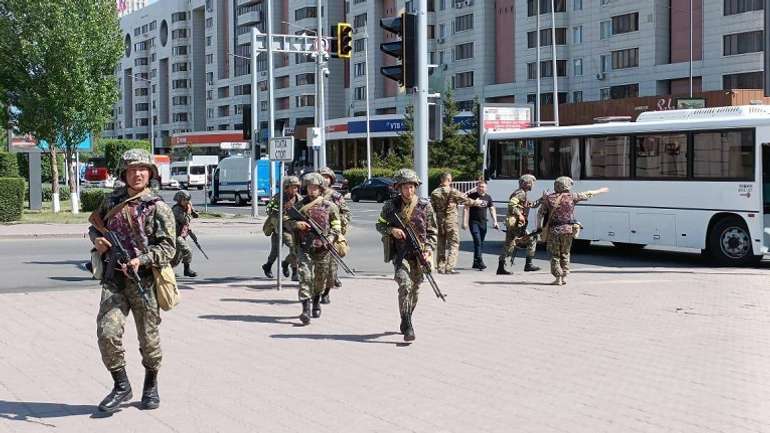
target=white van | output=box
[209,156,277,205]
[171,155,219,189]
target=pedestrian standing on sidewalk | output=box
[462,181,497,270]
[497,174,541,275]
[538,176,608,285]
[88,149,176,412]
[317,167,351,304]
[170,190,198,278]
[377,169,437,342]
[288,173,341,325]
[262,176,302,281]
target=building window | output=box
[172,62,188,72]
[234,84,252,95]
[723,71,763,89]
[573,90,583,102]
[354,62,366,77]
[296,73,315,85]
[573,25,583,44]
[217,105,230,117]
[612,12,639,35]
[294,7,317,21]
[585,136,631,178]
[206,36,212,47]
[135,88,149,96]
[135,57,148,66]
[172,45,188,56]
[172,29,188,39]
[600,20,612,39]
[172,96,189,105]
[609,83,639,99]
[600,87,610,100]
[635,133,688,178]
[611,48,639,69]
[172,79,189,89]
[573,0,582,10]
[206,72,214,84]
[275,75,290,89]
[171,12,187,22]
[723,31,764,55]
[600,54,611,73]
[527,0,566,16]
[353,13,367,29]
[454,14,473,32]
[135,103,149,112]
[527,28,567,48]
[724,0,763,15]
[354,38,366,53]
[528,60,567,79]
[205,17,213,29]
[452,71,474,88]
[218,86,229,98]
[173,112,189,122]
[206,53,214,64]
[454,42,473,60]
[573,58,583,76]
[354,86,366,100]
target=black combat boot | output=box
[403,310,416,342]
[334,277,342,288]
[399,312,408,334]
[478,260,487,270]
[140,369,160,410]
[523,257,541,272]
[312,295,322,318]
[262,263,273,279]
[98,367,133,413]
[496,259,511,275]
[299,299,312,325]
[320,287,331,305]
[471,259,481,269]
[281,260,290,278]
[290,268,299,281]
[183,263,197,277]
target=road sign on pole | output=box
[269,137,295,161]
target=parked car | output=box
[350,177,396,203]
[332,172,349,194]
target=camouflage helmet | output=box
[317,167,335,187]
[174,190,192,202]
[554,176,574,193]
[283,175,301,188]
[393,168,422,186]
[119,148,158,181]
[519,174,536,187]
[303,172,326,188]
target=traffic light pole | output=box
[316,0,327,169]
[250,26,259,218]
[267,0,276,198]
[415,0,429,198]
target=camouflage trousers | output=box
[297,248,332,301]
[267,231,296,268]
[436,219,460,272]
[394,258,423,315]
[326,261,338,290]
[547,233,573,278]
[97,273,162,371]
[171,236,192,266]
[499,227,537,263]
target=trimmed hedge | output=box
[343,167,467,193]
[42,185,71,202]
[0,152,19,177]
[0,177,26,222]
[16,153,66,183]
[81,188,110,212]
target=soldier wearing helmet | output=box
[262,175,302,281]
[287,172,342,325]
[538,176,608,285]
[497,174,542,275]
[170,190,199,278]
[317,167,351,303]
[87,149,176,413]
[429,171,485,274]
[376,169,437,342]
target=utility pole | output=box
[415,0,429,198]
[267,0,276,198]
[550,0,559,126]
[250,27,259,217]
[316,0,327,169]
[689,0,693,97]
[535,0,541,127]
[363,31,372,180]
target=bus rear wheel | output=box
[707,216,758,266]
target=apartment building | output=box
[117,0,148,17]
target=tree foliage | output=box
[430,91,482,180]
[101,139,151,175]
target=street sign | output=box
[269,137,295,161]
[309,127,322,148]
[675,97,706,110]
[481,104,531,132]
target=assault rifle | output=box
[287,207,355,276]
[507,227,543,265]
[187,230,209,260]
[104,231,151,306]
[391,212,446,302]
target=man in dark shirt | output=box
[462,181,498,270]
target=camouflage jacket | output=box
[89,187,176,268]
[506,188,539,229]
[430,185,474,221]
[323,188,350,234]
[377,195,437,261]
[172,203,197,238]
[539,191,590,235]
[266,192,302,227]
[287,196,341,252]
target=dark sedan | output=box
[332,172,349,194]
[350,177,396,203]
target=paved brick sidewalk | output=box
[1,268,769,433]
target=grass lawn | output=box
[15,200,90,224]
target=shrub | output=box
[81,188,110,212]
[342,168,395,189]
[0,152,19,177]
[42,185,71,202]
[0,177,26,222]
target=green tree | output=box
[430,92,482,179]
[373,105,414,170]
[0,0,123,213]
[102,139,150,175]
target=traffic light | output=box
[337,23,353,59]
[243,104,252,140]
[379,13,417,88]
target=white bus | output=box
[484,105,770,266]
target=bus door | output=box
[762,144,770,248]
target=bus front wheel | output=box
[707,216,758,266]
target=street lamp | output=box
[128,73,155,155]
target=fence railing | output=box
[450,181,478,194]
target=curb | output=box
[0,233,88,240]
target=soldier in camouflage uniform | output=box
[538,176,608,285]
[317,167,350,304]
[262,176,302,281]
[88,149,176,412]
[287,173,342,325]
[430,172,484,274]
[377,169,437,342]
[497,174,542,275]
[171,190,198,277]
